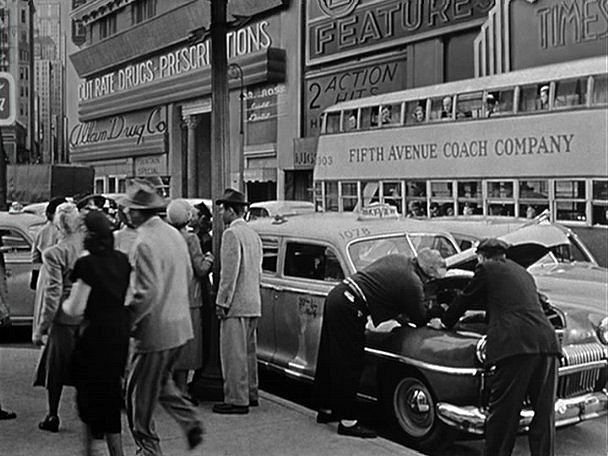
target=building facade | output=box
[68,0,499,201]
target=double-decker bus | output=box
[313,56,607,260]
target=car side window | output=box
[261,238,279,274]
[0,229,30,259]
[284,242,344,282]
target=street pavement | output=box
[0,346,422,456]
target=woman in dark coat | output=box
[62,211,131,456]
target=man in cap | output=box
[313,248,447,438]
[213,189,263,415]
[536,85,550,110]
[119,180,203,454]
[440,238,560,456]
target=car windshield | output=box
[348,235,414,270]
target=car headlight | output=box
[475,335,487,364]
[598,317,608,345]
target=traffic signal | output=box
[0,72,15,126]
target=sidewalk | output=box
[0,347,423,456]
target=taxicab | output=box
[0,211,45,328]
[249,205,608,450]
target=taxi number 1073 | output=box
[338,227,371,240]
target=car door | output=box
[0,227,35,324]
[257,236,280,365]
[272,240,346,381]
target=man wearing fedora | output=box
[441,238,560,456]
[119,179,203,454]
[213,188,263,415]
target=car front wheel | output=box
[382,373,455,451]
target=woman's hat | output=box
[84,210,112,237]
[118,179,167,210]
[215,188,248,206]
[166,199,194,226]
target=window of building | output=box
[592,73,608,105]
[94,178,104,194]
[21,9,25,23]
[261,238,279,274]
[340,182,358,212]
[591,180,608,226]
[455,91,483,119]
[284,242,343,282]
[132,0,157,24]
[405,180,427,217]
[457,180,482,215]
[555,180,587,222]
[405,100,427,125]
[382,181,403,214]
[554,77,587,109]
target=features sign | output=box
[306,0,495,65]
[0,72,15,126]
[304,55,407,136]
[134,155,167,177]
[510,0,608,70]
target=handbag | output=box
[30,269,39,290]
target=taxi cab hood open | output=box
[444,223,568,271]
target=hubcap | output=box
[393,378,435,438]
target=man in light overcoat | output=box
[213,189,263,415]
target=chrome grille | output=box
[558,344,608,399]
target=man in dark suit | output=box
[314,248,447,438]
[441,238,561,456]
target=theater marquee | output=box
[306,0,495,65]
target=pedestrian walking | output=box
[212,189,263,415]
[166,199,213,400]
[119,180,203,455]
[31,197,66,336]
[440,238,561,456]
[313,249,447,438]
[32,202,84,433]
[62,211,131,456]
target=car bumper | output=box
[436,389,608,434]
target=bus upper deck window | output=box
[406,101,426,125]
[519,83,550,112]
[456,92,483,119]
[343,109,358,131]
[485,89,514,117]
[430,96,454,121]
[379,103,401,127]
[554,78,587,108]
[360,106,377,129]
[325,112,341,133]
[592,74,608,105]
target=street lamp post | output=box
[228,62,245,194]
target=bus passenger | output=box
[380,106,392,125]
[413,105,425,123]
[441,96,452,119]
[526,205,537,219]
[536,85,549,110]
[407,201,423,218]
[485,94,499,117]
[345,111,357,131]
[430,202,440,217]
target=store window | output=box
[555,180,587,222]
[382,182,403,214]
[405,180,427,217]
[518,180,549,219]
[591,180,608,226]
[554,78,587,109]
[94,178,104,194]
[487,180,515,216]
[592,73,608,105]
[430,181,454,217]
[340,182,358,212]
[457,181,482,215]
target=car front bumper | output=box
[436,389,608,434]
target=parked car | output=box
[0,212,46,328]
[245,200,315,221]
[249,208,608,450]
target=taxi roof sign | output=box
[0,72,15,126]
[357,203,399,220]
